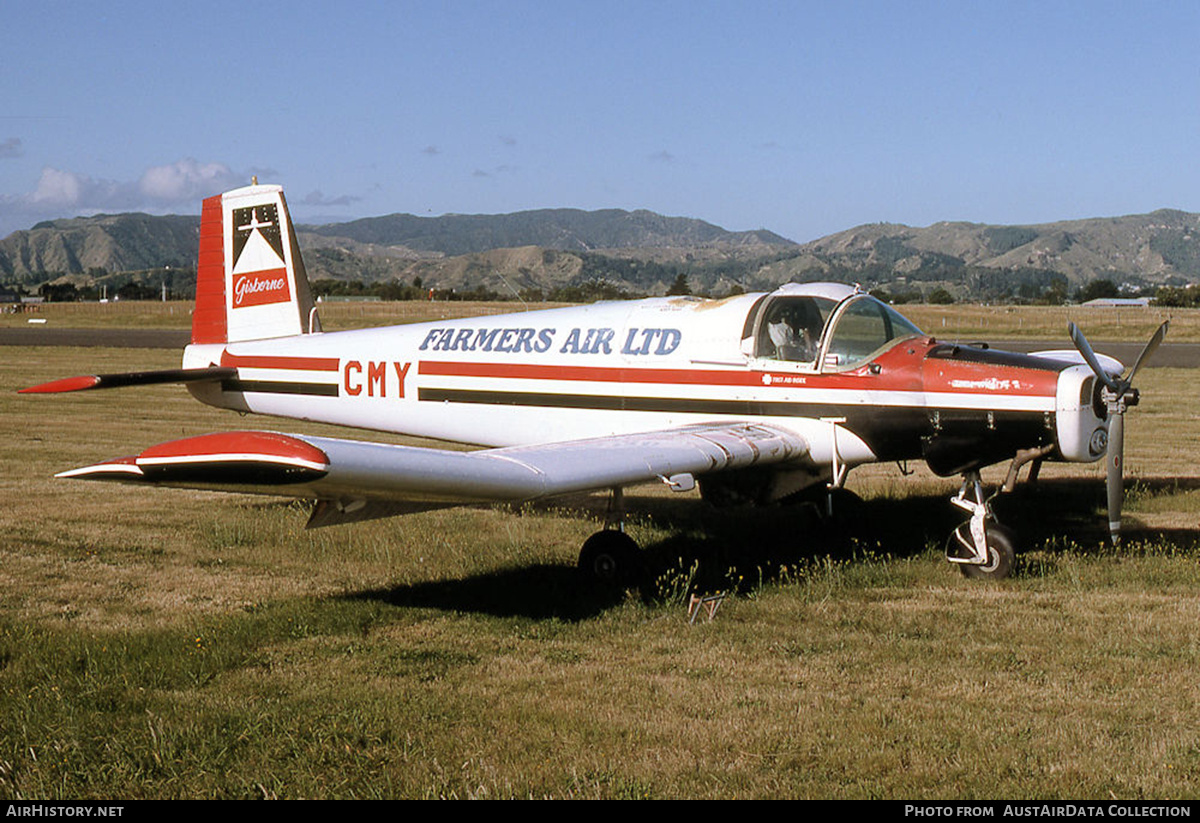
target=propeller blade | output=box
[1106,409,1124,545]
[1068,322,1121,393]
[1071,320,1166,546]
[1121,320,1169,392]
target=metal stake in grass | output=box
[687,592,726,623]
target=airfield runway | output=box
[0,328,191,348]
[0,327,1196,367]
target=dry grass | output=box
[899,303,1192,341]
[7,299,1200,341]
[0,300,560,332]
[1,345,1199,798]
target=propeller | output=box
[1068,320,1169,545]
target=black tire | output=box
[578,530,642,587]
[949,522,1017,580]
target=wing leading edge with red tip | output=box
[56,422,810,527]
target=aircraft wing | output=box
[56,422,810,527]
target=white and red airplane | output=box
[22,183,1167,582]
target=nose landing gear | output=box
[944,471,1014,579]
[944,444,1056,580]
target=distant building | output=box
[1081,297,1151,308]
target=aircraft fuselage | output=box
[183,286,1108,494]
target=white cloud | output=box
[29,167,131,209]
[29,167,86,206]
[138,159,242,204]
[24,160,241,212]
[0,158,247,236]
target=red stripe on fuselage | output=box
[220,351,341,372]
[418,338,1061,398]
[925,359,1059,397]
[420,360,755,386]
[418,340,920,392]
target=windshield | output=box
[822,296,923,369]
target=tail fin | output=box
[192,184,320,345]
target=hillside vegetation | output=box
[3,205,1199,302]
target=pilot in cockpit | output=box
[765,299,823,362]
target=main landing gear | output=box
[577,487,644,587]
[578,529,641,587]
[945,446,1052,580]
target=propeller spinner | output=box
[1068,320,1168,545]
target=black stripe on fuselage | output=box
[221,379,340,397]
[416,386,1051,462]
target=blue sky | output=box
[1,1,1197,242]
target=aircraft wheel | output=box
[949,522,1016,580]
[578,530,642,587]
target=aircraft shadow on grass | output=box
[342,478,1200,621]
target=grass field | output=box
[4,298,1198,341]
[1,330,1199,797]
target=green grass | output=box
[2,347,1200,798]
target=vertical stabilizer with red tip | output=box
[191,184,319,345]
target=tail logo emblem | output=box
[230,203,291,308]
[232,204,284,264]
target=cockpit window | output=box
[822,296,922,369]
[756,297,836,362]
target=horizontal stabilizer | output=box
[20,367,236,394]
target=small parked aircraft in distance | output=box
[22,183,1167,582]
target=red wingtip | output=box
[19,375,102,394]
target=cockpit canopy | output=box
[745,284,924,371]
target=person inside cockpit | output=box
[764,298,824,362]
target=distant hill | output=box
[305,208,793,256]
[767,209,1200,299]
[0,213,198,284]
[3,205,1198,300]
